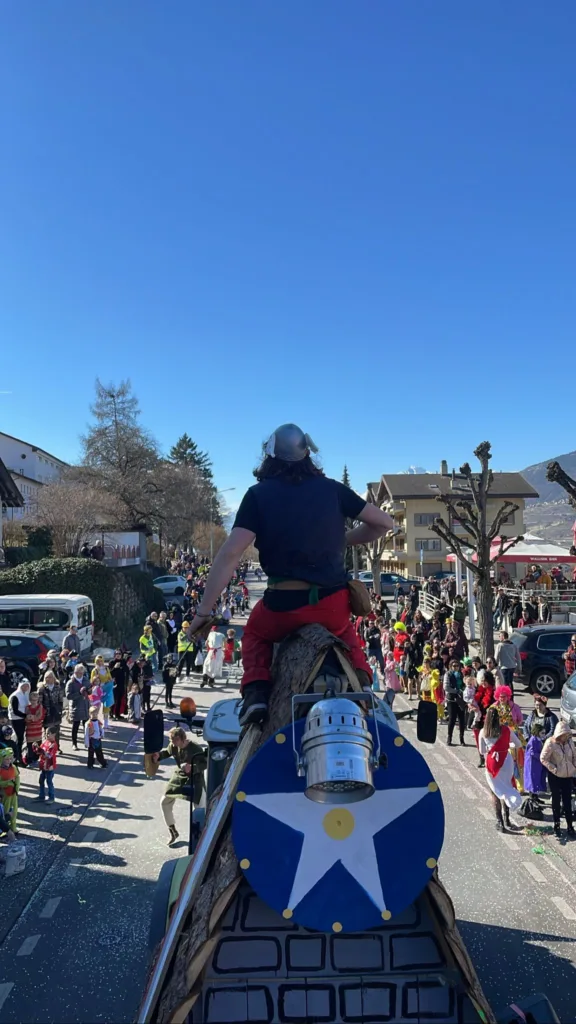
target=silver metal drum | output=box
[300,696,375,803]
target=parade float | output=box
[138,625,558,1024]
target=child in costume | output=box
[37,727,58,801]
[430,669,445,720]
[523,722,547,800]
[384,652,401,707]
[418,658,433,701]
[128,683,142,725]
[0,746,20,834]
[24,690,45,766]
[162,654,178,709]
[368,656,381,692]
[462,667,480,730]
[85,706,108,768]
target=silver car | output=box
[560,672,576,728]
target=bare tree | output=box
[33,477,122,557]
[546,461,576,507]
[428,442,523,659]
[191,521,228,558]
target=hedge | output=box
[4,546,52,568]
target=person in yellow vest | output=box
[139,625,156,668]
[177,622,195,679]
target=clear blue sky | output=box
[2,2,575,504]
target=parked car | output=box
[153,575,187,596]
[560,672,576,728]
[0,594,94,653]
[348,572,421,597]
[511,625,575,697]
[0,630,60,683]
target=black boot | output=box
[494,800,505,833]
[167,825,179,847]
[477,755,485,768]
[554,821,562,836]
[460,736,466,746]
[239,681,270,727]
[503,805,517,830]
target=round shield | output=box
[232,718,444,933]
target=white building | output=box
[0,431,68,518]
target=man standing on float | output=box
[187,424,394,726]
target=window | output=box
[414,513,439,526]
[78,605,92,628]
[499,511,515,525]
[31,609,70,630]
[536,633,572,652]
[415,538,442,552]
[0,609,29,629]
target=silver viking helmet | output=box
[264,423,319,463]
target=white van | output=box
[0,594,94,653]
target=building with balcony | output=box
[0,431,68,518]
[367,462,539,578]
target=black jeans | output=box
[180,651,195,678]
[548,773,573,826]
[72,720,86,746]
[447,702,466,743]
[165,678,174,705]
[11,719,26,762]
[501,667,515,694]
[142,683,152,712]
[87,739,107,768]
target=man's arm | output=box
[189,528,255,632]
[345,503,395,547]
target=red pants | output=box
[240,589,371,689]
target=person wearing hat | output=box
[522,693,558,744]
[186,423,393,726]
[540,721,576,837]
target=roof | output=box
[377,472,539,502]
[0,431,68,467]
[0,456,24,508]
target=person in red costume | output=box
[187,424,393,726]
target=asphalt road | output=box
[2,580,575,1023]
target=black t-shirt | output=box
[233,476,366,588]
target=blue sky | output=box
[2,2,575,503]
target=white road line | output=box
[17,934,41,956]
[551,896,576,921]
[431,753,448,766]
[478,805,493,821]
[80,829,97,846]
[120,772,132,783]
[95,811,109,823]
[106,786,121,799]
[0,984,14,1012]
[446,768,461,782]
[501,835,520,850]
[462,787,477,800]
[39,897,61,919]
[545,857,576,884]
[66,860,84,877]
[523,861,547,883]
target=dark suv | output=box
[0,630,59,683]
[511,625,574,697]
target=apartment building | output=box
[367,462,538,578]
[0,431,68,518]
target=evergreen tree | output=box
[342,465,351,488]
[169,433,213,481]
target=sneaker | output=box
[167,826,179,847]
[239,681,270,727]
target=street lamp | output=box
[210,487,236,561]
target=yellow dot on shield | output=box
[275,732,286,744]
[332,921,343,933]
[426,857,437,869]
[428,781,438,792]
[382,910,392,920]
[236,791,246,802]
[282,909,293,920]
[239,858,250,870]
[394,735,404,747]
[322,807,355,840]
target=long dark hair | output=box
[483,706,501,740]
[254,454,325,484]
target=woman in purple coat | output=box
[524,723,547,797]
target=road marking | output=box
[80,829,97,846]
[545,857,576,884]
[0,984,14,1012]
[501,835,520,850]
[17,934,41,956]
[120,772,132,783]
[446,768,461,782]
[478,806,493,821]
[551,896,576,921]
[39,897,61,919]
[106,786,121,799]
[462,787,477,800]
[431,752,448,766]
[523,861,547,883]
[66,860,84,877]
[95,810,109,823]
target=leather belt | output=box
[267,580,312,591]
